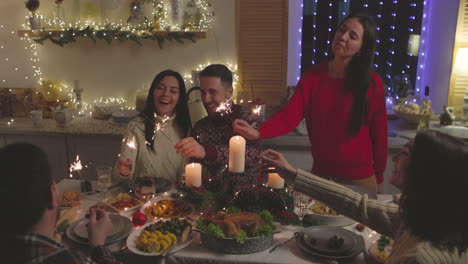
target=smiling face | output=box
[199,76,233,115]
[332,17,364,59]
[153,76,180,117]
[389,140,415,189]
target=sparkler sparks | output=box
[69,155,83,178]
[152,114,170,140]
[252,105,262,115]
[215,100,233,118]
[126,136,136,150]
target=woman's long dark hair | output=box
[141,70,191,151]
[399,130,468,252]
[336,12,378,136]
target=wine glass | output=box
[293,191,311,227]
[96,166,112,202]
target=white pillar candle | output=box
[229,135,246,173]
[267,168,285,189]
[185,163,202,187]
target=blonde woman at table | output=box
[234,12,387,194]
[259,130,468,264]
[3,143,121,264]
[116,70,191,181]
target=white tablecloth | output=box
[58,179,384,264]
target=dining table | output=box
[58,178,390,264]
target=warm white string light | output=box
[183,62,238,91]
[0,0,214,125]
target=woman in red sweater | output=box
[234,13,388,193]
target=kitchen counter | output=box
[0,116,127,136]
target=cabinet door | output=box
[236,0,289,106]
[68,135,122,180]
[5,135,69,181]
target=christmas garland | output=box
[32,27,199,48]
[172,177,324,227]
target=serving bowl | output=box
[195,229,274,254]
[392,105,419,124]
[308,201,354,227]
[94,103,121,117]
[112,110,139,123]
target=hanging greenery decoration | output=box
[32,27,199,48]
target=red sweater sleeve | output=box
[370,74,388,184]
[259,76,310,138]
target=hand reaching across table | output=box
[232,119,260,140]
[259,149,297,182]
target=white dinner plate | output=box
[73,214,125,239]
[66,214,133,245]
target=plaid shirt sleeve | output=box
[90,245,122,264]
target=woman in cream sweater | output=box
[116,70,191,181]
[260,130,467,263]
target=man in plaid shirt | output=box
[1,143,121,263]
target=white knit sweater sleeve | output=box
[294,169,401,238]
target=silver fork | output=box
[268,235,295,253]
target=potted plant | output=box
[25,0,41,29]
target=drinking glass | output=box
[293,191,311,227]
[96,166,112,192]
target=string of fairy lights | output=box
[298,1,304,81]
[415,0,430,98]
[0,0,216,125]
[324,0,334,57]
[310,0,317,66]
[304,0,427,105]
[375,1,384,72]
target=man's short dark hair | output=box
[199,64,233,87]
[1,143,52,234]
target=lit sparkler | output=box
[69,155,83,178]
[215,100,232,115]
[152,114,170,140]
[126,136,136,151]
[253,105,262,115]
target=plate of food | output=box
[60,191,83,208]
[126,218,193,256]
[302,226,356,256]
[104,192,143,213]
[194,210,277,254]
[295,226,365,260]
[308,201,354,226]
[141,197,193,220]
[369,235,393,263]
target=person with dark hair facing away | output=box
[259,130,468,263]
[117,70,191,180]
[2,143,121,263]
[174,64,262,191]
[234,12,387,193]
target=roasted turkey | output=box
[205,212,266,238]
